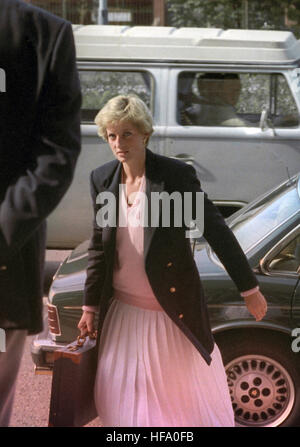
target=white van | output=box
[46,25,300,248]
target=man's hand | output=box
[244,290,268,321]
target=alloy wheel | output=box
[225,354,295,427]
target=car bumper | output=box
[31,335,67,374]
[30,310,67,374]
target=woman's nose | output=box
[115,136,124,148]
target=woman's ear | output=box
[144,134,150,146]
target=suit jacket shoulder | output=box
[91,159,120,190]
[3,0,67,26]
[90,149,197,193]
[148,150,198,191]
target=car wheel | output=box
[216,331,300,427]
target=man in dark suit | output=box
[0,0,81,425]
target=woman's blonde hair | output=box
[94,95,154,144]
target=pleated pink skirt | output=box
[94,298,235,427]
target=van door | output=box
[165,68,300,215]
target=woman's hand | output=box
[77,310,96,336]
[244,290,268,321]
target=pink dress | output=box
[93,175,235,427]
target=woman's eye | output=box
[124,132,132,137]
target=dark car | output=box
[32,173,300,427]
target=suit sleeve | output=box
[0,21,81,259]
[83,171,107,307]
[187,164,259,293]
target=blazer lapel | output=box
[100,150,164,264]
[102,162,122,256]
[144,149,165,263]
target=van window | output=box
[79,70,154,123]
[177,72,299,128]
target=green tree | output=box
[167,0,300,37]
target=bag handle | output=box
[67,332,98,351]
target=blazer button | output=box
[0,265,7,271]
[178,314,184,319]
[170,287,176,293]
[166,262,173,268]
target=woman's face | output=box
[106,120,148,164]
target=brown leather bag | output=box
[48,334,98,427]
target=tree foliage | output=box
[167,0,300,37]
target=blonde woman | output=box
[78,95,267,427]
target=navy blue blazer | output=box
[0,0,81,333]
[84,149,258,364]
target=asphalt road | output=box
[8,250,102,427]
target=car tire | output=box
[215,330,300,427]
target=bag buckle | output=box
[67,332,98,351]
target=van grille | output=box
[48,303,61,336]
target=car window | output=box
[228,179,300,253]
[268,235,300,273]
[79,70,154,123]
[177,72,299,127]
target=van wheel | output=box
[216,331,300,427]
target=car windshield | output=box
[228,176,300,253]
[67,239,90,262]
